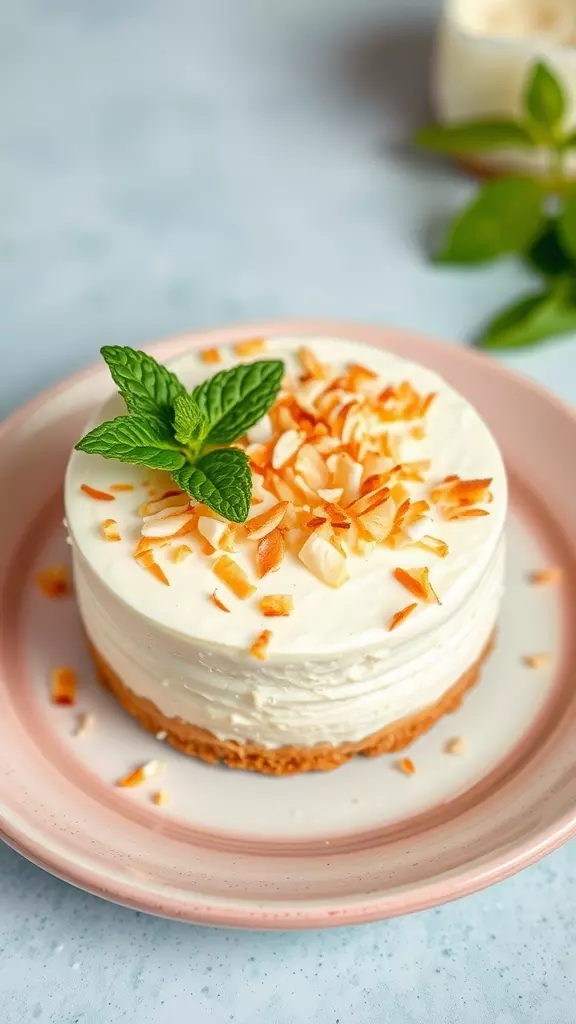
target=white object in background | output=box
[434,0,576,176]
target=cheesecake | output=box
[65,335,507,774]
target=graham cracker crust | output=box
[88,632,495,775]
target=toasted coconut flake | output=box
[298,528,349,588]
[260,594,294,617]
[397,757,416,776]
[140,493,187,517]
[135,550,170,586]
[251,496,264,506]
[250,629,272,660]
[404,500,430,523]
[245,501,289,540]
[133,536,171,557]
[306,515,327,529]
[234,338,266,357]
[530,567,562,586]
[213,555,256,598]
[283,527,306,554]
[390,482,410,508]
[102,518,121,542]
[211,589,231,612]
[448,477,492,502]
[445,736,465,755]
[142,512,194,538]
[420,392,437,417]
[80,483,115,502]
[299,346,327,379]
[347,485,391,517]
[198,516,229,550]
[293,378,328,416]
[358,496,395,541]
[523,653,551,669]
[446,508,490,520]
[321,501,352,525]
[246,442,272,472]
[417,535,449,558]
[37,564,71,599]
[430,479,458,504]
[397,460,431,482]
[170,544,193,563]
[256,529,285,577]
[271,429,304,469]
[317,487,344,503]
[402,515,432,543]
[276,404,302,432]
[388,602,418,631]
[220,525,239,552]
[360,473,390,498]
[75,712,94,737]
[394,566,440,604]
[347,362,378,385]
[200,347,222,364]
[116,759,162,788]
[51,666,77,706]
[295,443,330,491]
[263,470,298,503]
[330,453,363,507]
[152,789,169,806]
[108,483,135,492]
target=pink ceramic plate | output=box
[1,320,575,929]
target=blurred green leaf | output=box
[525,220,574,277]
[558,189,576,261]
[436,177,545,264]
[415,120,535,154]
[478,278,576,348]
[524,61,566,132]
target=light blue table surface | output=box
[2,0,576,1020]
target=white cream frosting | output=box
[65,336,507,749]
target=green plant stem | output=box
[552,143,565,184]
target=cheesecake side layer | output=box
[89,632,495,775]
[74,536,503,749]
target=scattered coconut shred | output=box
[87,344,494,661]
[36,564,71,599]
[529,567,562,587]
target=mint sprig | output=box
[75,347,284,522]
[417,59,576,350]
[193,360,284,445]
[101,346,187,426]
[173,448,252,523]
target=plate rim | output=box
[2,316,576,929]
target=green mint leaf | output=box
[435,177,545,264]
[415,119,535,154]
[101,346,187,425]
[75,414,186,471]
[172,447,251,523]
[173,393,209,446]
[525,220,574,277]
[193,359,284,445]
[477,279,576,349]
[524,61,566,133]
[558,189,576,262]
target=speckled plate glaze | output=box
[1,320,575,930]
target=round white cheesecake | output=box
[65,335,507,773]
